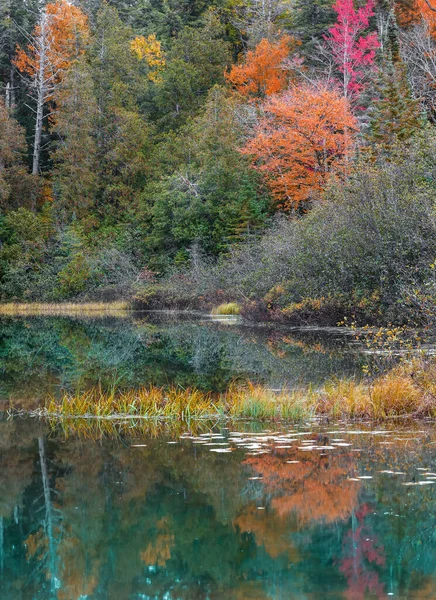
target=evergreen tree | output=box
[294,0,336,48]
[152,11,231,128]
[89,2,150,216]
[366,18,423,152]
[52,59,99,219]
[0,98,37,210]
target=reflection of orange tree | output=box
[267,335,330,358]
[244,451,360,525]
[235,504,300,562]
[339,503,386,600]
[141,517,174,567]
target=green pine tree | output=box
[366,18,423,154]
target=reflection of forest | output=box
[0,315,368,407]
[0,419,436,598]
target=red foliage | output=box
[324,0,380,99]
[339,503,386,600]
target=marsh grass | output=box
[211,302,241,315]
[34,359,436,425]
[0,301,131,316]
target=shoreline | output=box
[10,360,436,422]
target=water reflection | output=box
[1,418,436,598]
[0,314,368,408]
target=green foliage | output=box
[151,12,231,128]
[367,20,424,152]
[165,136,436,325]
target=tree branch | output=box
[424,0,436,12]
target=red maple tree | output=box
[324,0,380,99]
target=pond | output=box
[0,312,371,408]
[1,417,436,598]
[1,313,435,599]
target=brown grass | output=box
[0,301,131,316]
[26,359,436,424]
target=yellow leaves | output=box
[141,518,174,567]
[130,34,165,82]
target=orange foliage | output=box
[396,0,436,34]
[243,83,357,210]
[14,0,89,95]
[243,450,360,525]
[225,36,299,99]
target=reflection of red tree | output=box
[339,503,386,600]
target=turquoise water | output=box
[1,418,436,599]
[1,314,434,598]
[0,313,368,407]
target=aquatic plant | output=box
[211,302,241,315]
[30,358,436,424]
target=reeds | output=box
[45,387,219,420]
[211,302,241,315]
[0,301,131,316]
[36,359,436,424]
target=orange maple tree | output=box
[225,35,299,99]
[243,82,357,210]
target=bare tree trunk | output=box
[32,14,47,176]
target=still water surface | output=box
[1,418,436,599]
[1,314,435,599]
[0,312,369,406]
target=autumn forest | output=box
[1,0,436,325]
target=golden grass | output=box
[32,359,436,424]
[0,301,131,316]
[211,302,241,316]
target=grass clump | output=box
[46,387,218,420]
[0,301,131,316]
[33,358,436,424]
[211,302,241,316]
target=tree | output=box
[243,82,357,211]
[225,35,300,99]
[14,0,89,175]
[153,11,231,127]
[367,21,423,152]
[231,0,294,46]
[145,86,271,260]
[0,98,26,205]
[88,2,150,216]
[130,33,165,82]
[324,0,379,99]
[401,20,436,120]
[396,0,436,35]
[0,98,38,210]
[52,58,99,218]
